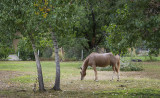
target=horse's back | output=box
[88,53,112,67]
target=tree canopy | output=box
[103,0,160,55]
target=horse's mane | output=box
[82,56,89,72]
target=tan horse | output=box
[80,52,120,81]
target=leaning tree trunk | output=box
[28,34,45,91]
[51,31,61,91]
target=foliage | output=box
[120,63,143,71]
[0,0,48,52]
[58,36,88,60]
[70,0,117,51]
[148,48,159,57]
[17,38,35,60]
[103,0,160,55]
[0,46,13,60]
[17,37,53,60]
[120,58,143,71]
[42,47,53,58]
[0,0,54,91]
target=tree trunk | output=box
[51,31,61,91]
[29,34,45,92]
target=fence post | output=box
[81,49,83,60]
[18,51,19,58]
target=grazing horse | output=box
[80,52,120,81]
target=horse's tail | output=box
[115,55,120,73]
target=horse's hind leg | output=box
[92,65,98,82]
[112,66,116,81]
[115,67,120,81]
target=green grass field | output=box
[0,59,160,97]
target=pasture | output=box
[0,59,160,97]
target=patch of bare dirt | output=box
[0,71,23,79]
[0,71,27,90]
[66,70,147,81]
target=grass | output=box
[0,59,160,97]
[94,89,160,97]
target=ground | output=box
[0,61,160,97]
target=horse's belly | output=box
[94,55,110,67]
[88,56,110,67]
[96,62,110,67]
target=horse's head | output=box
[80,67,86,80]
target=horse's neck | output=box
[82,66,88,72]
[82,59,88,73]
[82,64,88,73]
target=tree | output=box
[51,31,61,90]
[103,0,160,55]
[0,0,45,91]
[34,0,84,90]
[28,33,45,91]
[46,0,76,91]
[70,0,121,51]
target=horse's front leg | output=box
[117,72,120,81]
[92,65,98,82]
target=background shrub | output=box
[17,38,35,60]
[42,47,53,58]
[120,58,143,71]
[0,47,13,60]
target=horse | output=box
[80,52,120,81]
